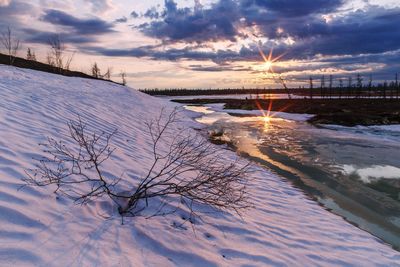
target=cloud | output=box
[135,1,400,63]
[0,0,36,17]
[84,44,242,62]
[143,7,160,19]
[244,0,344,17]
[136,0,345,43]
[186,64,252,72]
[21,8,117,45]
[280,7,400,57]
[24,28,97,44]
[138,0,241,43]
[115,16,127,23]
[41,9,115,35]
[0,0,11,7]
[130,11,139,18]
[84,0,114,14]
[0,0,39,31]
[89,3,400,64]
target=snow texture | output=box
[0,65,399,266]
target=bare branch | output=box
[47,35,74,73]
[1,27,20,65]
[25,108,252,224]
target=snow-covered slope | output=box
[0,65,399,266]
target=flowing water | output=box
[185,104,400,250]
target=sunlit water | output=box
[185,104,400,249]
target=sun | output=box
[264,60,273,72]
[257,47,286,74]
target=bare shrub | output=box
[47,35,74,73]
[1,27,20,65]
[25,109,251,222]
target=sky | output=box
[0,0,400,89]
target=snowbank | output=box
[341,165,400,183]
[188,104,314,122]
[0,65,399,266]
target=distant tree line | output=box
[140,87,310,96]
[142,74,400,100]
[307,74,400,99]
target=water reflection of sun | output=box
[263,116,272,131]
[263,116,271,124]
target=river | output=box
[184,104,400,250]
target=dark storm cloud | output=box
[279,7,400,57]
[42,9,115,35]
[241,0,344,17]
[19,9,117,45]
[23,29,96,44]
[137,0,345,43]
[86,45,241,61]
[137,0,241,43]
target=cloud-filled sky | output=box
[0,0,399,88]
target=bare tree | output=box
[25,109,251,222]
[356,74,363,98]
[46,52,54,66]
[320,75,325,98]
[383,81,388,99]
[121,71,127,86]
[26,48,36,61]
[278,75,291,99]
[104,67,112,80]
[1,27,20,65]
[91,62,101,78]
[347,76,352,99]
[47,35,74,73]
[368,75,373,98]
